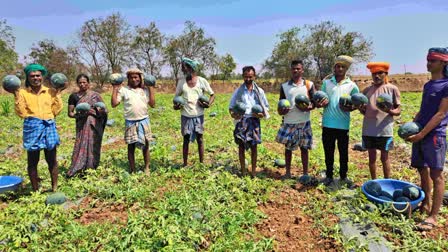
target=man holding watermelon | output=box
[275,59,315,179]
[174,57,215,166]
[12,64,64,191]
[359,62,401,179]
[407,48,448,231]
[316,55,359,187]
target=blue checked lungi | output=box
[23,117,60,151]
[181,115,204,142]
[234,117,261,150]
[125,117,152,149]
[275,121,313,151]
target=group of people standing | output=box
[8,48,448,231]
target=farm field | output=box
[0,92,447,251]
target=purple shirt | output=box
[416,78,448,137]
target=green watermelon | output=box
[192,212,203,220]
[380,190,393,200]
[75,102,91,112]
[403,185,420,200]
[395,196,411,202]
[209,112,217,117]
[94,102,106,109]
[365,203,378,212]
[398,122,422,139]
[312,91,328,103]
[364,181,382,197]
[173,96,186,106]
[109,73,124,85]
[294,94,310,110]
[144,74,156,86]
[251,104,263,114]
[277,99,291,109]
[2,75,21,92]
[274,159,286,168]
[393,189,403,200]
[351,93,368,107]
[378,195,392,202]
[45,192,67,205]
[339,94,353,107]
[50,73,67,89]
[199,95,209,104]
[232,102,247,115]
[298,174,311,185]
[376,93,393,110]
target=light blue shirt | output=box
[229,84,269,118]
[321,76,359,130]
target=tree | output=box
[164,21,216,83]
[218,53,236,83]
[131,22,165,77]
[0,19,18,75]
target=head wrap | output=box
[427,47,448,77]
[334,55,354,68]
[126,68,144,86]
[181,57,199,72]
[23,64,48,87]
[367,62,390,83]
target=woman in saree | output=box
[67,74,108,177]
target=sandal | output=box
[416,221,436,231]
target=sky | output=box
[2,0,448,75]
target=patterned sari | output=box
[67,91,108,177]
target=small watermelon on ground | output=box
[50,73,67,89]
[312,91,328,103]
[199,95,209,104]
[403,185,420,200]
[364,203,378,212]
[339,94,353,107]
[393,189,403,200]
[94,102,106,109]
[75,102,91,112]
[398,122,422,139]
[109,73,125,85]
[298,174,311,185]
[2,75,21,92]
[351,93,368,107]
[380,190,393,200]
[144,74,156,86]
[232,102,247,115]
[173,96,186,106]
[251,104,263,114]
[45,192,67,205]
[274,159,286,168]
[364,181,382,197]
[209,112,217,117]
[294,94,310,110]
[277,99,291,109]
[376,93,393,110]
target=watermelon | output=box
[75,102,91,112]
[353,143,366,152]
[392,189,403,200]
[376,93,393,111]
[50,73,67,89]
[298,174,311,185]
[93,102,106,109]
[312,91,328,103]
[398,122,422,139]
[109,73,124,85]
[351,93,368,107]
[209,112,217,117]
[232,102,247,115]
[395,196,411,202]
[144,74,156,86]
[274,159,286,168]
[251,104,263,114]
[403,185,420,200]
[294,94,310,110]
[199,95,209,104]
[173,96,186,106]
[339,94,352,107]
[380,190,393,200]
[364,181,382,197]
[192,212,203,220]
[2,75,21,92]
[364,203,378,212]
[106,119,115,127]
[378,195,392,202]
[443,191,448,206]
[278,99,291,109]
[45,192,67,205]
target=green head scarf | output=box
[24,64,48,87]
[181,57,199,72]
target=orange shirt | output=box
[14,86,63,120]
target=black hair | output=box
[242,66,256,74]
[76,74,90,83]
[290,59,304,67]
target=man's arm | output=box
[408,97,448,142]
[111,85,122,108]
[14,90,26,119]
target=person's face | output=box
[77,77,89,92]
[334,63,347,77]
[243,70,256,85]
[372,71,387,85]
[28,71,43,87]
[182,63,193,75]
[427,59,447,74]
[128,73,141,87]
[291,64,303,79]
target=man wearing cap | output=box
[316,55,359,187]
[174,57,215,166]
[407,47,448,231]
[359,62,401,179]
[111,68,156,174]
[13,64,64,191]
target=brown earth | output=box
[75,197,130,226]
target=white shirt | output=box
[281,79,314,124]
[117,86,149,120]
[175,76,214,117]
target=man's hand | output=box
[198,100,210,108]
[406,133,424,143]
[253,112,264,118]
[230,111,242,120]
[316,98,329,108]
[277,107,290,115]
[173,103,182,110]
[358,104,367,114]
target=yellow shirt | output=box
[14,86,63,120]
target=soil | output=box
[75,197,129,226]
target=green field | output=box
[0,92,447,251]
